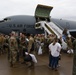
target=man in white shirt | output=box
[49,37,61,71]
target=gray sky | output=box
[0,0,76,21]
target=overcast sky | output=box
[0,0,76,21]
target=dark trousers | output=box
[16,51,19,61]
[51,56,59,69]
[49,54,52,67]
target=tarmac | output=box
[0,52,73,75]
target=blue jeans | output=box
[51,56,59,69]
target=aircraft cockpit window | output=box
[0,18,11,23]
[4,18,11,21]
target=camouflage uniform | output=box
[0,34,5,54]
[28,36,34,53]
[20,36,28,57]
[9,36,18,66]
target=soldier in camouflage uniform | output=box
[0,34,3,55]
[0,34,5,55]
[9,31,18,67]
[72,39,76,75]
[28,34,34,53]
[20,32,28,57]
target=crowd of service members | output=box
[0,29,75,71]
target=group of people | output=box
[8,31,35,67]
[48,28,76,71]
[0,29,75,71]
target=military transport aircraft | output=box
[0,4,76,38]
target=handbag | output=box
[38,46,42,55]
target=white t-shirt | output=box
[49,42,61,57]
